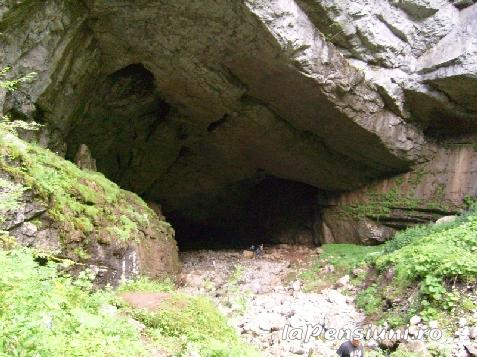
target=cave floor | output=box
[178,245,365,356]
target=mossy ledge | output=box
[0,129,180,285]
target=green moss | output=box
[338,174,452,220]
[0,129,172,250]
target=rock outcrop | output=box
[0,0,476,246]
[0,130,180,285]
[320,144,477,244]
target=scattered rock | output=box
[179,247,365,356]
[290,280,301,292]
[398,340,430,357]
[99,304,118,316]
[379,339,399,350]
[127,318,146,332]
[352,267,365,277]
[470,326,477,340]
[242,250,254,259]
[408,325,419,336]
[435,215,457,225]
[410,315,422,325]
[385,267,396,281]
[335,275,350,288]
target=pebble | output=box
[410,315,422,325]
[470,326,477,339]
[335,274,350,288]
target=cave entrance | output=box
[65,63,323,252]
[167,176,321,251]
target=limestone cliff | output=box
[0,0,476,246]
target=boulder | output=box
[435,215,458,225]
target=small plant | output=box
[323,22,345,42]
[224,264,249,314]
[356,284,383,314]
[0,66,36,91]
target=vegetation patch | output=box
[337,174,453,220]
[0,247,148,357]
[299,244,383,292]
[303,208,477,331]
[125,292,261,357]
[0,246,260,357]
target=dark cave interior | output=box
[62,63,325,250]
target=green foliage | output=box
[338,173,451,220]
[376,211,477,283]
[383,217,465,254]
[118,276,174,293]
[224,264,249,313]
[299,244,382,292]
[0,247,147,357]
[319,243,383,271]
[356,284,383,314]
[354,208,477,325]
[130,294,261,357]
[0,66,36,92]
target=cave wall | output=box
[0,0,476,246]
[320,144,477,244]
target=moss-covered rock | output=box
[0,129,180,285]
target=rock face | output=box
[0,131,180,285]
[320,144,477,244]
[0,0,476,246]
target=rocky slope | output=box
[0,128,179,285]
[0,0,476,245]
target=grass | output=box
[0,247,148,357]
[373,209,477,324]
[355,284,383,314]
[304,207,477,329]
[299,244,383,292]
[0,246,261,357]
[117,276,175,293]
[318,244,383,271]
[125,293,261,357]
